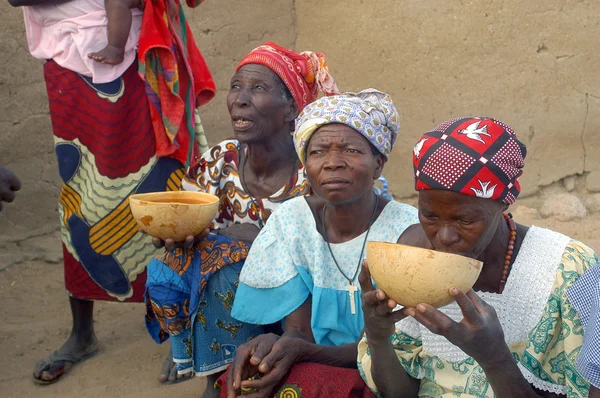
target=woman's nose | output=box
[233,88,250,107]
[437,224,460,249]
[322,153,347,170]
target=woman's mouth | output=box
[321,177,351,189]
[232,117,254,131]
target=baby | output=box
[88,0,143,65]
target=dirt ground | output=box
[1,208,600,398]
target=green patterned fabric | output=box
[358,238,598,397]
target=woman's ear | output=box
[285,100,299,123]
[373,155,386,179]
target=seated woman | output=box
[220,89,419,397]
[144,42,339,394]
[568,264,600,398]
[358,117,598,397]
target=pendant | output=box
[345,282,358,315]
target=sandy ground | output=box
[1,209,600,398]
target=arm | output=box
[590,386,600,398]
[8,0,71,6]
[406,289,552,397]
[359,262,420,397]
[216,223,260,245]
[284,297,357,368]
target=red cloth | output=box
[413,117,527,204]
[237,42,339,112]
[217,362,376,398]
[138,0,216,165]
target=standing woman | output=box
[7,0,216,385]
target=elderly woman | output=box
[220,89,418,398]
[568,264,600,398]
[358,117,598,397]
[144,42,338,393]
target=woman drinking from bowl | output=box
[358,117,598,397]
[144,42,338,393]
[220,89,418,397]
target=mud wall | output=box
[1,0,599,241]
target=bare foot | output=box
[159,349,193,384]
[202,371,224,398]
[33,332,98,384]
[88,45,125,65]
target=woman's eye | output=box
[254,85,266,91]
[309,150,324,156]
[346,149,359,154]
[457,220,473,226]
[230,83,240,90]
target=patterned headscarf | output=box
[293,89,400,164]
[237,42,339,112]
[413,117,527,204]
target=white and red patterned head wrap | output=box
[413,117,527,204]
[237,42,339,112]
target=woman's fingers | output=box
[450,288,480,322]
[407,304,457,337]
[358,261,375,292]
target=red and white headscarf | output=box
[237,42,339,112]
[413,117,527,204]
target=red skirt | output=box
[216,363,377,398]
[44,59,186,302]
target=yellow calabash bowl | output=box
[129,191,219,242]
[366,242,483,308]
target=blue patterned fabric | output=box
[231,197,418,345]
[568,263,600,388]
[145,234,265,376]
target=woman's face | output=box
[418,190,505,259]
[227,64,297,144]
[305,124,384,205]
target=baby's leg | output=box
[88,0,134,65]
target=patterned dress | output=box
[358,227,599,397]
[145,139,309,376]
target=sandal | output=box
[33,349,98,385]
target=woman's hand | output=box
[227,334,303,398]
[0,165,21,212]
[405,288,510,366]
[359,261,407,344]
[145,228,210,252]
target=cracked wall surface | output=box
[1,0,599,246]
[296,0,600,198]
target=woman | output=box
[358,117,598,397]
[568,264,600,397]
[221,89,419,398]
[144,42,339,395]
[8,0,215,385]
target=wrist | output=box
[478,346,515,371]
[294,338,313,362]
[364,329,393,348]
